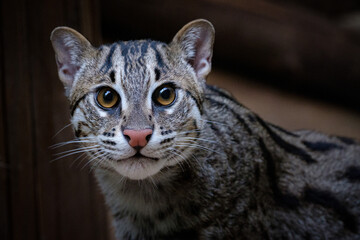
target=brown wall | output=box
[0,0,110,239]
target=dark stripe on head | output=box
[119,41,129,56]
[303,187,358,233]
[342,166,360,182]
[109,71,115,83]
[71,93,88,116]
[302,140,343,152]
[269,123,299,137]
[154,68,161,81]
[100,43,117,73]
[337,136,356,145]
[256,116,317,164]
[140,41,149,56]
[150,41,165,69]
[119,41,129,74]
[206,97,252,135]
[259,138,300,208]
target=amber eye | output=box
[153,85,176,106]
[96,87,119,109]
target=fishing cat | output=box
[51,19,360,239]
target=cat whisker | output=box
[97,153,113,170]
[200,119,231,127]
[85,150,111,172]
[174,142,226,157]
[50,137,97,149]
[50,140,98,150]
[50,146,100,162]
[176,129,202,136]
[53,145,100,156]
[179,136,217,144]
[86,151,109,172]
[70,152,89,168]
[171,146,201,167]
[167,147,187,171]
[52,123,73,139]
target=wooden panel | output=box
[26,1,64,239]
[0,1,10,239]
[27,0,110,239]
[2,0,38,239]
[1,0,111,239]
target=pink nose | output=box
[123,129,153,148]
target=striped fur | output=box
[51,20,360,239]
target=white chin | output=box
[111,157,163,180]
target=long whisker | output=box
[53,145,100,156]
[50,137,97,149]
[89,152,112,172]
[176,129,202,136]
[171,146,201,166]
[50,146,100,162]
[201,119,231,127]
[179,136,217,144]
[174,142,225,157]
[70,152,88,168]
[52,123,73,139]
[167,147,187,171]
[84,151,108,171]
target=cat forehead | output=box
[98,40,169,75]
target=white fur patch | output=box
[110,158,166,180]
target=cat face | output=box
[51,19,214,180]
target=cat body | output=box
[51,20,360,239]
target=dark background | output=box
[1,0,360,239]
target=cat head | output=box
[51,19,215,180]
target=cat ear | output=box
[171,19,215,80]
[50,27,92,96]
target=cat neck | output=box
[94,161,202,213]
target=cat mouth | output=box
[128,152,159,161]
[111,151,163,180]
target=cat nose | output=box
[123,129,153,148]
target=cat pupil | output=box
[160,88,170,99]
[103,90,113,102]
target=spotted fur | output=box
[51,19,360,239]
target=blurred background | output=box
[1,0,360,239]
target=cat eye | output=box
[96,87,120,109]
[153,85,176,106]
